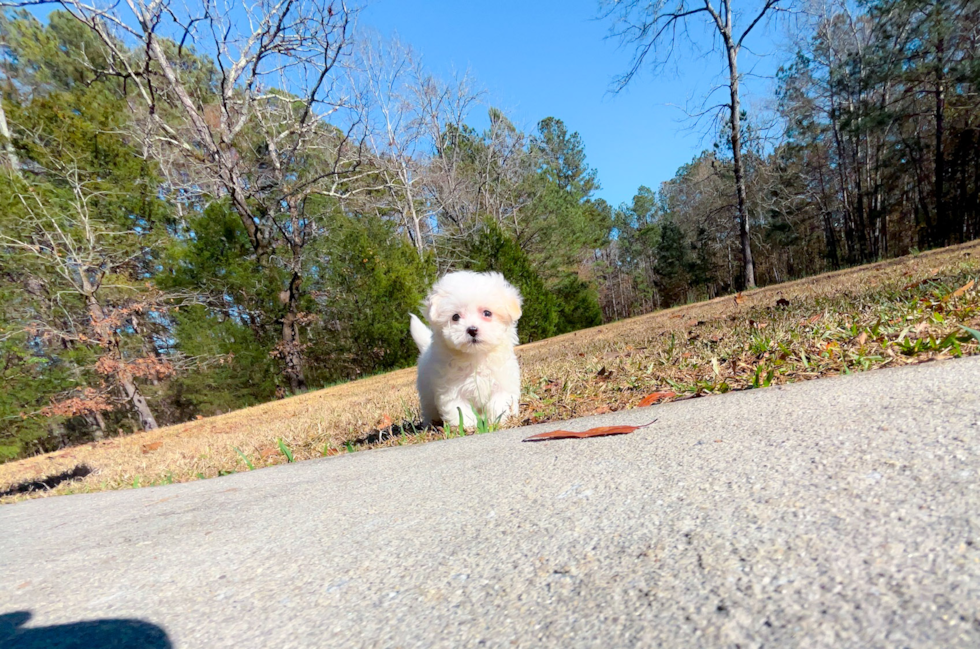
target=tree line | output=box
[597,0,979,318]
[1,0,977,460]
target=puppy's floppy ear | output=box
[425,289,442,325]
[500,281,523,323]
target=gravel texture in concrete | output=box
[2,357,980,648]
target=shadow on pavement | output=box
[0,610,171,648]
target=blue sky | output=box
[359,0,787,209]
[24,0,786,209]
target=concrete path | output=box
[2,357,979,648]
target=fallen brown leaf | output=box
[638,391,676,407]
[141,442,163,454]
[951,279,975,298]
[734,292,745,306]
[855,332,868,346]
[522,420,657,442]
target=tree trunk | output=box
[120,372,159,431]
[280,271,307,394]
[84,291,159,430]
[84,413,106,441]
[725,42,755,289]
[934,29,947,245]
[0,94,20,175]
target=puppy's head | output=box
[424,271,522,353]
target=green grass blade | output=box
[233,446,255,470]
[277,438,295,463]
[959,324,980,343]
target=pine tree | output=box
[467,221,558,343]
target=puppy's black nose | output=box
[466,326,479,338]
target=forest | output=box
[1,0,977,460]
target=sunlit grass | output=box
[2,241,979,502]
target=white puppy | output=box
[410,271,523,428]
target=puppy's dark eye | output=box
[483,310,492,317]
[452,314,460,322]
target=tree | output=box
[56,0,366,394]
[315,207,436,380]
[525,117,610,279]
[0,125,172,433]
[654,218,693,304]
[602,0,792,288]
[355,36,481,260]
[467,221,558,343]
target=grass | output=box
[277,438,295,463]
[2,241,980,503]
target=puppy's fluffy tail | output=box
[409,313,432,353]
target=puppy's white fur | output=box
[411,271,522,428]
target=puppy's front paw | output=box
[486,393,518,425]
[443,402,479,429]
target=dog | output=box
[410,271,523,428]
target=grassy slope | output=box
[3,241,979,502]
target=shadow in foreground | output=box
[0,611,171,649]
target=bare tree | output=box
[1,165,170,431]
[406,59,487,262]
[603,0,792,288]
[355,37,522,267]
[355,36,439,258]
[56,0,367,393]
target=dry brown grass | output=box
[3,241,979,502]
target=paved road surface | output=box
[2,357,980,648]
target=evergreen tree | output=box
[315,209,436,381]
[467,221,558,343]
[654,219,692,306]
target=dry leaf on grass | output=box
[734,292,745,306]
[523,420,657,442]
[141,442,163,454]
[951,279,975,298]
[855,332,868,346]
[638,391,676,407]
